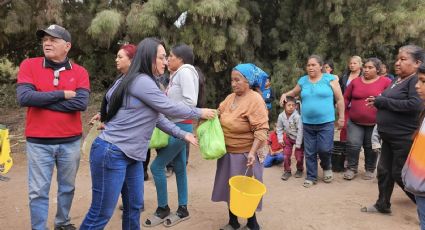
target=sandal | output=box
[303,179,316,188]
[163,205,190,227]
[362,171,374,180]
[240,225,261,230]
[360,204,392,214]
[143,206,171,227]
[220,224,240,230]
[143,214,168,227]
[163,213,190,227]
[343,169,357,180]
[323,170,333,183]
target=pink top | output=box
[344,76,391,125]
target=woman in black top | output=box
[362,45,424,214]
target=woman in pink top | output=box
[343,58,391,180]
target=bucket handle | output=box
[244,166,255,179]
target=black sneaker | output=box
[176,205,189,218]
[281,172,292,181]
[294,170,303,178]
[155,205,171,219]
[54,224,76,230]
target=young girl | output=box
[277,96,304,180]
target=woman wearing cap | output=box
[212,63,269,230]
[80,37,215,230]
[280,55,345,188]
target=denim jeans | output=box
[80,138,143,230]
[303,122,334,181]
[416,195,425,230]
[263,153,284,168]
[150,123,192,208]
[346,120,377,173]
[375,132,416,211]
[371,125,382,150]
[27,139,81,230]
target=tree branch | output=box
[0,0,12,7]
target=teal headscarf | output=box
[233,63,269,92]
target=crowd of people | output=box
[15,24,425,230]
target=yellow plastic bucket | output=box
[229,175,266,218]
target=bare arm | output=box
[330,79,345,129]
[247,138,263,166]
[279,84,301,106]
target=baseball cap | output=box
[36,24,71,43]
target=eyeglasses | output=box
[157,55,168,62]
[53,67,66,87]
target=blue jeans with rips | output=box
[26,139,81,230]
[80,138,143,230]
[150,123,192,208]
[303,122,334,181]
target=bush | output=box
[0,58,18,84]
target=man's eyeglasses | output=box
[53,67,66,87]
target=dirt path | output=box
[0,108,419,230]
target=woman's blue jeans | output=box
[80,138,143,230]
[303,122,334,181]
[150,123,192,208]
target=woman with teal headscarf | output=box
[212,63,269,230]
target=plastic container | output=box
[229,175,266,218]
[332,141,346,172]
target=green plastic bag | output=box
[196,116,227,160]
[149,128,169,149]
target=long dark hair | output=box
[171,43,206,107]
[104,37,165,122]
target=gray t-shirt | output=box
[99,74,201,161]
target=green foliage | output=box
[2,0,425,120]
[87,9,123,48]
[0,57,18,83]
[192,0,238,19]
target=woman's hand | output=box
[246,152,256,167]
[336,118,344,130]
[89,113,105,130]
[184,133,199,146]
[89,113,101,125]
[200,108,216,120]
[365,96,376,108]
[279,93,287,107]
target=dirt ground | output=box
[0,107,419,230]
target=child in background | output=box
[263,124,284,168]
[277,96,304,180]
[262,77,274,119]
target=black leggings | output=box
[375,132,416,211]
